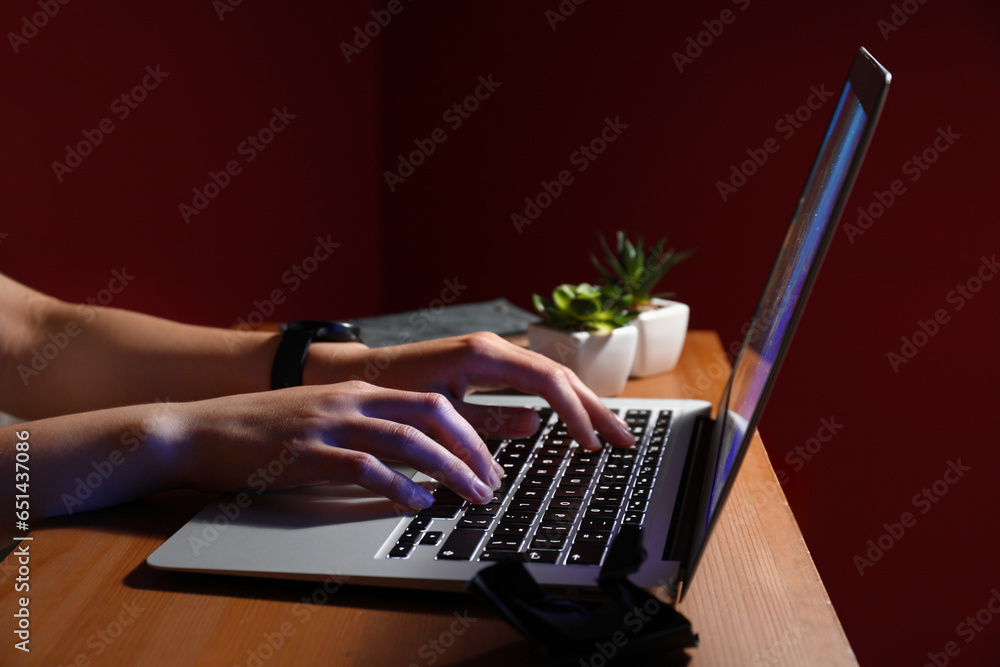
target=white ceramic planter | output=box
[527,323,638,396]
[630,299,689,377]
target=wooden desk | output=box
[1,331,856,666]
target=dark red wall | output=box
[3,1,1000,664]
[1,1,383,327]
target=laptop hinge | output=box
[662,414,715,575]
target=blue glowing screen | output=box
[706,83,869,521]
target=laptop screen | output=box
[680,48,890,597]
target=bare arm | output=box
[1,273,635,521]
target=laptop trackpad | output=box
[235,462,422,529]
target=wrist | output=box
[301,341,370,386]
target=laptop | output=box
[148,48,890,601]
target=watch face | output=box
[281,320,361,343]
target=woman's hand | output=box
[177,380,504,511]
[304,332,636,451]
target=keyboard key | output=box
[561,476,592,487]
[530,535,567,550]
[479,550,526,562]
[581,517,614,530]
[553,485,586,499]
[485,536,524,551]
[565,464,597,476]
[533,456,562,467]
[634,476,654,488]
[590,494,624,507]
[437,529,487,560]
[535,523,571,536]
[409,516,432,530]
[595,483,627,495]
[494,523,528,538]
[628,498,649,512]
[389,542,415,558]
[513,487,546,500]
[524,549,560,563]
[547,497,582,511]
[432,486,466,506]
[508,499,543,512]
[585,506,618,519]
[623,512,644,526]
[417,505,462,519]
[575,530,612,544]
[465,502,501,516]
[522,476,553,489]
[420,531,443,546]
[396,528,423,544]
[502,510,537,524]
[458,516,494,529]
[567,542,606,566]
[631,487,650,500]
[527,465,560,477]
[543,509,576,524]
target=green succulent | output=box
[592,231,694,308]
[532,283,635,334]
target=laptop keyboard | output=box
[385,407,672,567]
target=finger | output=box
[461,342,634,450]
[362,390,504,494]
[362,417,497,504]
[310,446,436,512]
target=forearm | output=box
[0,406,185,521]
[4,295,280,419]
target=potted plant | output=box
[592,232,694,377]
[529,283,638,396]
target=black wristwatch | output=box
[270,320,363,390]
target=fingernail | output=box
[471,476,494,503]
[492,461,505,484]
[615,414,636,443]
[412,486,435,511]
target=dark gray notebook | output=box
[347,298,540,348]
